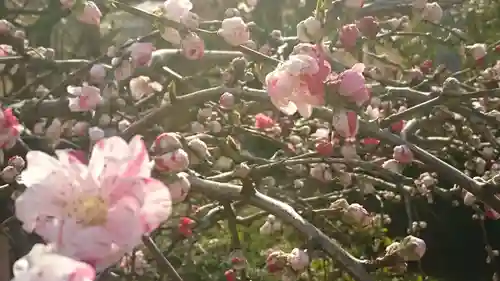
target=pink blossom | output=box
[151,132,182,154]
[181,33,205,60]
[255,113,275,129]
[67,84,102,112]
[0,108,21,149]
[393,145,413,164]
[218,17,250,46]
[338,63,370,106]
[15,136,172,272]
[129,76,163,100]
[77,1,102,26]
[332,108,358,140]
[266,46,330,118]
[89,64,106,84]
[12,244,95,281]
[129,43,155,67]
[168,172,190,203]
[339,24,360,50]
[154,148,190,172]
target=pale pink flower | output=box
[339,24,360,50]
[163,0,192,22]
[0,108,21,149]
[331,108,358,140]
[151,132,182,154]
[72,121,90,137]
[181,33,205,60]
[12,244,95,281]
[266,51,328,118]
[168,172,190,203]
[422,2,443,23]
[15,136,172,271]
[154,148,190,172]
[129,76,163,100]
[287,248,309,271]
[344,203,371,227]
[129,43,155,67]
[393,145,413,164]
[338,63,370,106]
[398,235,426,261]
[296,17,322,43]
[218,17,250,46]
[77,1,102,26]
[67,84,102,112]
[467,43,487,62]
[89,64,106,84]
[219,92,235,109]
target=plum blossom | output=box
[162,0,193,45]
[331,108,358,140]
[129,76,163,100]
[77,1,102,26]
[344,203,371,227]
[218,17,250,46]
[0,107,21,149]
[129,43,155,67]
[151,132,182,153]
[219,92,235,109]
[393,145,414,164]
[467,43,487,62]
[422,2,443,23]
[287,248,309,272]
[396,235,427,261]
[339,24,360,50]
[67,84,102,112]
[255,113,275,129]
[337,63,370,106]
[12,244,95,281]
[181,33,205,60]
[15,136,172,271]
[296,17,322,43]
[154,148,190,172]
[89,64,106,84]
[266,45,331,118]
[168,172,191,203]
[259,214,282,235]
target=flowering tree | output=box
[1,0,500,281]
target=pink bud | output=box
[89,64,106,84]
[393,145,413,164]
[219,92,235,109]
[339,24,360,50]
[152,132,182,154]
[338,63,370,106]
[468,43,487,63]
[356,16,380,39]
[154,148,190,173]
[181,33,205,60]
[168,172,191,203]
[344,203,371,227]
[332,109,358,140]
[77,1,102,26]
[255,113,275,129]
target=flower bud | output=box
[169,172,191,203]
[296,17,322,43]
[287,248,309,272]
[422,2,443,23]
[393,145,413,164]
[152,133,182,154]
[154,149,190,172]
[344,203,371,227]
[397,235,427,261]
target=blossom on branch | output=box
[15,136,172,271]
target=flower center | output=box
[67,195,108,226]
